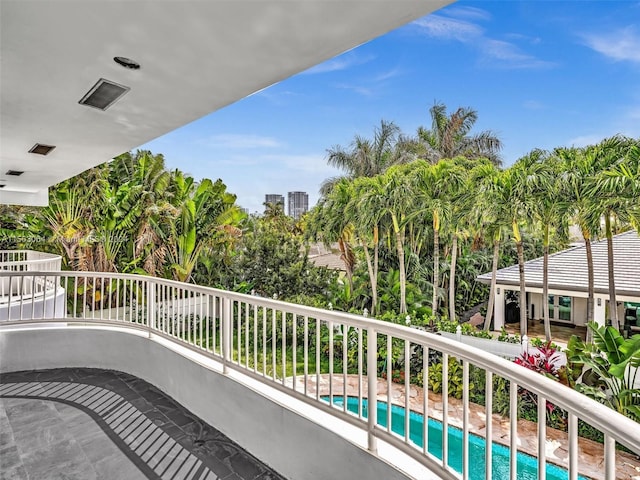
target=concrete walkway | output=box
[0,368,286,480]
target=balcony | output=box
[1,268,639,480]
[0,251,65,321]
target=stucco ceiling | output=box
[0,0,450,206]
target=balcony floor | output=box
[0,368,286,480]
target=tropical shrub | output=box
[566,322,640,421]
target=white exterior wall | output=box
[0,326,417,480]
[529,292,543,321]
[490,284,640,329]
[493,286,505,329]
[573,297,588,326]
[0,289,66,321]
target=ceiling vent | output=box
[28,143,56,156]
[0,185,5,188]
[6,170,24,176]
[79,78,130,111]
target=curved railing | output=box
[0,252,65,320]
[1,270,639,480]
[0,250,62,272]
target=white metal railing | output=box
[0,252,65,320]
[1,270,639,480]
[0,250,62,273]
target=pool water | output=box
[323,396,587,480]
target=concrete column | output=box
[594,295,607,327]
[494,286,505,330]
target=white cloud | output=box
[442,5,492,21]
[199,134,282,149]
[413,14,483,42]
[302,52,375,75]
[481,39,555,69]
[255,90,302,106]
[566,134,608,148]
[583,26,640,63]
[332,83,374,97]
[374,67,404,82]
[413,9,553,70]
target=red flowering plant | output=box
[514,341,564,415]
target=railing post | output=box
[366,326,377,454]
[456,324,462,342]
[223,296,232,374]
[522,335,529,355]
[147,280,155,338]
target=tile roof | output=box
[309,252,346,271]
[477,230,640,296]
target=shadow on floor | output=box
[0,368,286,480]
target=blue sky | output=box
[142,1,640,214]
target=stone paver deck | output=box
[286,374,640,480]
[0,368,286,480]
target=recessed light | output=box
[114,56,140,70]
[6,170,24,176]
[79,78,130,111]
[29,143,56,155]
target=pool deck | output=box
[287,374,640,480]
[0,368,286,480]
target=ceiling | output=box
[0,0,451,206]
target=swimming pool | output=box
[322,396,587,480]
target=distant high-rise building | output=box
[264,194,285,212]
[288,191,309,220]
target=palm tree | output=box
[588,136,640,329]
[469,163,510,331]
[508,152,547,336]
[350,176,385,315]
[361,166,415,314]
[413,160,466,320]
[445,158,484,322]
[417,102,503,166]
[479,153,542,336]
[529,152,570,341]
[309,180,357,290]
[558,146,601,339]
[320,120,412,195]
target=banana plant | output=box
[567,322,640,421]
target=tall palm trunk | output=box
[513,221,527,337]
[432,211,440,320]
[338,236,354,292]
[392,213,407,314]
[433,228,440,319]
[542,225,551,341]
[483,236,500,331]
[373,225,379,314]
[604,212,619,329]
[449,234,458,322]
[362,242,377,315]
[582,228,595,342]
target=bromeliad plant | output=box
[514,341,565,417]
[567,322,640,422]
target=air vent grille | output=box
[6,170,24,176]
[79,78,130,111]
[29,143,56,155]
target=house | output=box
[477,230,640,332]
